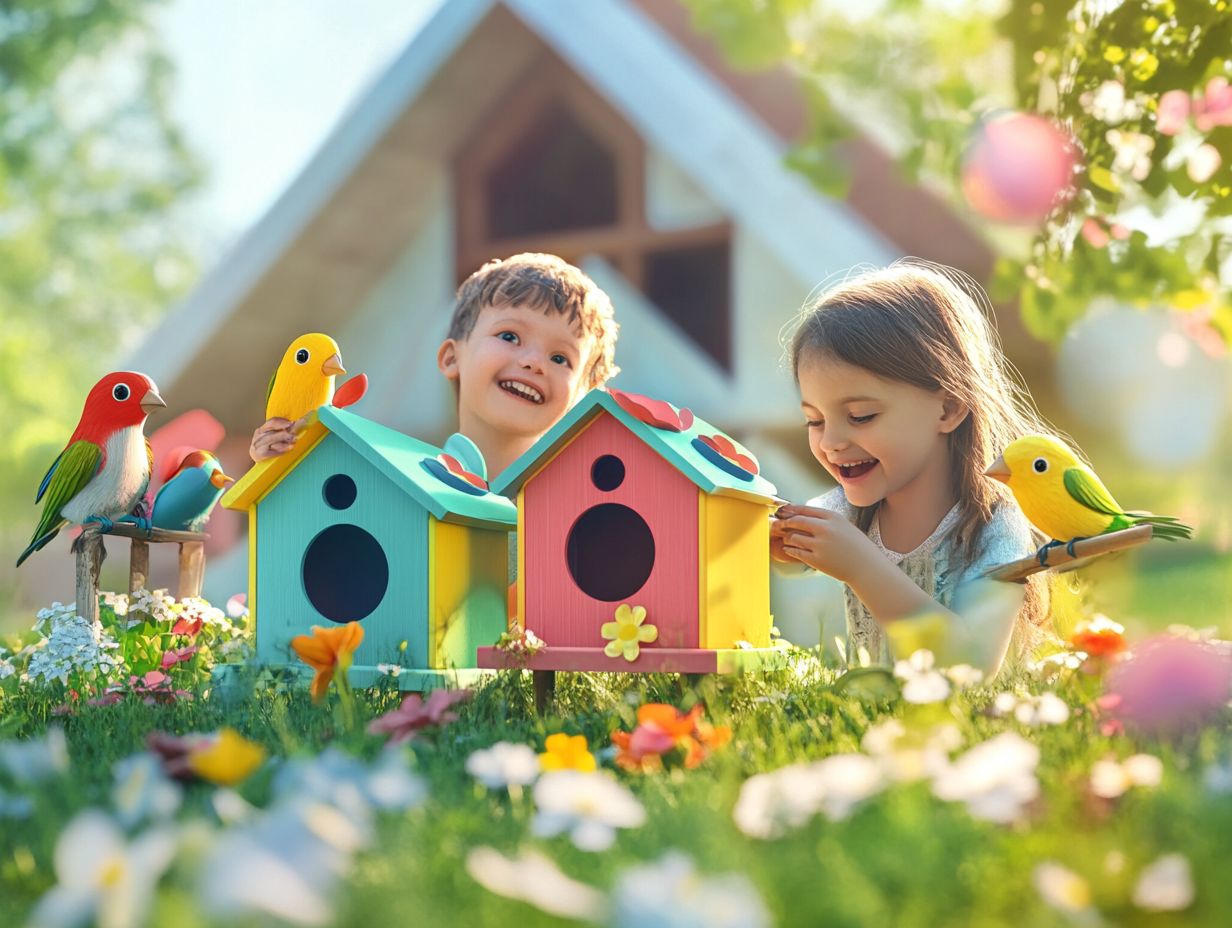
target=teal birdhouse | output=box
[222,406,516,689]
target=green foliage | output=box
[686,0,1232,345]
[0,0,201,534]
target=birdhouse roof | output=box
[493,389,779,504]
[222,406,517,528]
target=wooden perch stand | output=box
[75,523,209,624]
[984,524,1153,584]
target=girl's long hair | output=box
[788,259,1056,635]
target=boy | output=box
[249,253,620,478]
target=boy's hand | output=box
[249,416,307,462]
[772,504,875,583]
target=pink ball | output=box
[961,112,1079,224]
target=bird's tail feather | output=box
[16,528,62,567]
[1128,513,1194,541]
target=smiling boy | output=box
[250,253,620,479]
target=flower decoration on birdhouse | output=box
[601,604,658,662]
[691,432,758,481]
[609,388,694,432]
[421,453,489,496]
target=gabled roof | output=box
[222,406,517,528]
[493,389,779,504]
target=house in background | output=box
[112,0,1046,645]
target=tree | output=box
[0,0,200,542]
[685,0,1231,348]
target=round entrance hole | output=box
[590,454,625,491]
[566,503,654,602]
[322,474,357,510]
[302,524,388,622]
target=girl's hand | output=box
[250,417,304,462]
[773,505,877,583]
[768,515,797,563]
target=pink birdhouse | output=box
[477,388,786,676]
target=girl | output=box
[771,260,1053,674]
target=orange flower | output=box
[1069,616,1127,660]
[612,703,730,773]
[291,621,364,702]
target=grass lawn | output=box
[0,551,1229,927]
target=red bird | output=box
[17,372,166,566]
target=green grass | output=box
[1,652,1230,927]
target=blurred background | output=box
[2,0,1228,645]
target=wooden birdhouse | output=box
[477,388,785,676]
[221,406,516,689]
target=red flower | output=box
[367,688,472,745]
[172,616,203,637]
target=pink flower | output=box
[1103,636,1232,735]
[172,616,203,637]
[1194,77,1232,132]
[367,688,472,745]
[1156,89,1191,136]
[161,645,199,670]
[86,692,124,708]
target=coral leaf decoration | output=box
[290,621,365,703]
[443,433,488,481]
[600,604,658,662]
[421,455,489,496]
[332,373,369,409]
[691,433,759,481]
[539,733,597,772]
[609,388,693,432]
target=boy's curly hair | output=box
[449,254,619,388]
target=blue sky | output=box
[156,0,441,253]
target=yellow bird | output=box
[985,434,1192,564]
[265,333,346,422]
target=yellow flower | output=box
[539,733,596,772]
[601,604,657,662]
[291,621,364,702]
[186,728,266,786]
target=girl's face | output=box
[797,352,967,509]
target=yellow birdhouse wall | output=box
[697,492,772,649]
[427,518,509,669]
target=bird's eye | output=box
[1033,457,1049,474]
[295,348,310,364]
[112,384,130,402]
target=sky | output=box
[155,0,442,255]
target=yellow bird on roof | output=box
[265,333,346,422]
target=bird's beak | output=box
[140,389,167,413]
[210,470,234,489]
[984,455,1011,483]
[322,354,346,377]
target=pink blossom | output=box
[161,646,199,670]
[367,688,472,744]
[1081,218,1110,249]
[1156,89,1191,136]
[1103,636,1232,735]
[1194,77,1232,132]
[628,724,678,758]
[86,692,124,708]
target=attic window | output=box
[486,105,618,239]
[567,503,654,602]
[454,56,734,373]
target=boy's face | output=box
[438,301,595,441]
